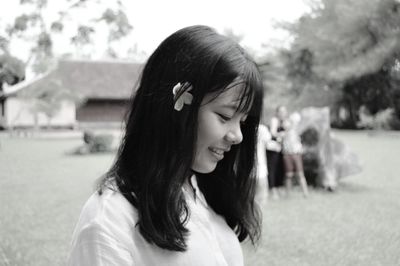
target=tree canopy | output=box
[285,0,400,83]
[0,54,25,92]
[262,0,400,128]
[0,0,134,75]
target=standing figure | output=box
[281,109,309,197]
[68,25,264,266]
[268,107,286,199]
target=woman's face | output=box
[192,84,248,173]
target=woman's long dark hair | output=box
[99,25,264,251]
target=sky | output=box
[0,0,311,62]
[124,0,310,55]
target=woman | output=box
[68,25,264,265]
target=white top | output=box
[68,177,243,266]
[282,112,303,154]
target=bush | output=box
[83,131,95,144]
[300,127,321,186]
[300,127,319,147]
[302,151,320,187]
[389,115,400,130]
[71,131,115,155]
[357,107,396,130]
[88,134,114,153]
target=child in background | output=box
[281,111,309,197]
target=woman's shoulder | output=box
[76,187,138,233]
[69,188,139,265]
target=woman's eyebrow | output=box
[220,103,249,116]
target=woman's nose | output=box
[225,124,243,145]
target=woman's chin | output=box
[191,162,217,174]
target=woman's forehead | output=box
[210,83,246,106]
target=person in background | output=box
[280,110,309,197]
[268,106,286,199]
[68,25,264,266]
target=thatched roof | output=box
[2,59,143,100]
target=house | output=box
[0,59,143,129]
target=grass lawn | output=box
[0,130,399,266]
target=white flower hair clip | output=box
[172,82,193,111]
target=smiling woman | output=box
[68,25,264,266]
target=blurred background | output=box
[0,0,399,265]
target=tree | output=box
[0,54,25,92]
[2,0,134,74]
[269,0,400,128]
[284,0,400,82]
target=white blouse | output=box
[68,177,243,266]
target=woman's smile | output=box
[209,147,229,160]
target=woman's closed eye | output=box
[217,113,232,122]
[217,113,247,126]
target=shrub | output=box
[302,151,320,187]
[300,127,319,147]
[389,115,400,130]
[83,130,95,144]
[71,131,115,155]
[88,134,114,153]
[357,107,397,130]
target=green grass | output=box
[0,131,399,266]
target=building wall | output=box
[76,99,129,122]
[1,97,76,128]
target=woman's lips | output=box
[209,147,227,160]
